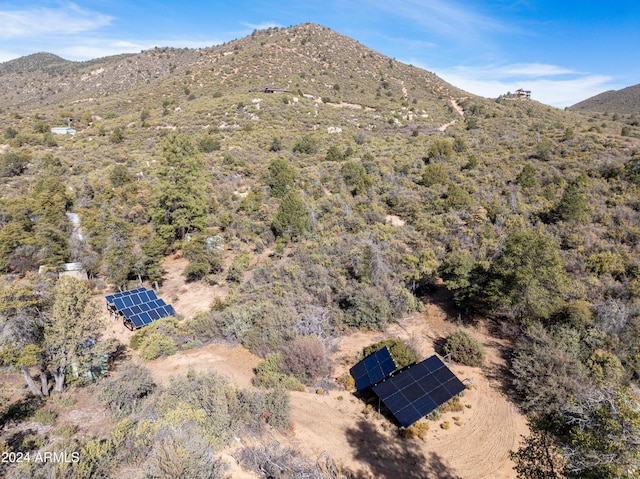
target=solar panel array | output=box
[105,287,176,329]
[372,355,466,428]
[350,346,398,393]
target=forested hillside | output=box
[1,23,639,478]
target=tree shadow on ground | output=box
[481,338,522,407]
[344,419,461,479]
[420,281,478,327]
[0,395,41,431]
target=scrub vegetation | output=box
[1,22,640,478]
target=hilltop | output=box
[570,82,640,115]
[1,22,640,479]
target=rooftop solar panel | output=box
[350,346,398,393]
[372,355,466,428]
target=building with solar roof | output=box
[105,287,176,330]
[351,348,466,428]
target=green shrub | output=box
[139,333,177,360]
[254,353,303,390]
[443,331,485,367]
[292,134,318,154]
[271,191,310,239]
[421,163,448,187]
[268,158,297,198]
[552,300,594,328]
[0,151,30,177]
[33,408,57,425]
[363,339,418,369]
[340,160,373,195]
[326,145,345,162]
[185,262,211,282]
[262,389,291,428]
[342,284,393,330]
[21,434,46,450]
[198,136,220,153]
[98,363,155,418]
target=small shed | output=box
[59,262,88,280]
[51,127,77,135]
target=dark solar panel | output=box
[129,314,145,329]
[105,287,176,329]
[128,293,141,305]
[350,346,398,393]
[372,355,466,428]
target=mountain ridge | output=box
[0,23,469,116]
[569,82,640,114]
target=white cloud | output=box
[434,63,618,108]
[368,0,518,40]
[0,3,112,39]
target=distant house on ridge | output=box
[515,88,531,99]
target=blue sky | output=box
[1,1,639,108]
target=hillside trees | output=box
[485,229,569,321]
[0,275,101,395]
[561,386,640,478]
[553,180,587,223]
[45,276,102,392]
[268,158,297,198]
[0,151,30,177]
[150,133,208,244]
[341,161,373,195]
[0,274,51,397]
[271,190,310,239]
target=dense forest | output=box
[1,23,640,478]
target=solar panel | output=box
[105,287,176,329]
[129,314,146,329]
[372,355,466,428]
[350,346,398,393]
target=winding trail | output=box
[438,98,465,132]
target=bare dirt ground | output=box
[2,256,527,479]
[158,254,229,318]
[283,290,528,479]
[108,255,529,478]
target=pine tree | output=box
[150,134,208,243]
[271,191,310,240]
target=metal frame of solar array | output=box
[372,355,466,428]
[105,287,176,330]
[349,346,398,393]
